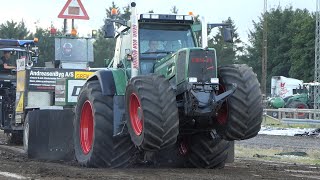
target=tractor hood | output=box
[154,47,218,85]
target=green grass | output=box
[238,115,320,165]
[236,145,320,165]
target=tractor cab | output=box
[0,39,38,140]
[0,39,39,69]
[0,39,39,81]
[105,11,197,76]
[137,15,196,74]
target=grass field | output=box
[235,145,320,166]
[234,115,320,166]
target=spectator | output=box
[0,51,15,70]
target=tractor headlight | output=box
[151,14,159,19]
[142,14,151,19]
[184,15,193,21]
[189,77,198,83]
[211,78,219,84]
[176,15,184,20]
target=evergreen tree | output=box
[240,6,315,94]
[0,20,30,39]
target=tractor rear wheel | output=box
[287,101,308,119]
[74,80,134,168]
[125,74,179,151]
[186,133,230,169]
[217,64,263,141]
[23,114,30,155]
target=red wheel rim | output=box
[80,100,94,154]
[297,104,306,117]
[179,141,188,155]
[217,84,228,125]
[129,93,143,136]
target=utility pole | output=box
[261,0,268,97]
[314,0,320,114]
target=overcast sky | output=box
[0,0,316,43]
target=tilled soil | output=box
[0,131,320,180]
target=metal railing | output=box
[264,108,320,125]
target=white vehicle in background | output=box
[271,76,303,99]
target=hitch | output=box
[213,83,237,106]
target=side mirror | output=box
[223,27,233,43]
[104,21,115,38]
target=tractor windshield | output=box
[139,24,196,59]
[0,49,28,67]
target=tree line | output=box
[0,2,315,95]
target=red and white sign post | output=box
[58,0,89,34]
[58,0,89,20]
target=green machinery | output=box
[26,2,263,168]
[0,38,95,146]
[267,83,320,118]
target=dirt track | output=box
[0,132,320,180]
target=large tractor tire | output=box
[23,113,31,156]
[74,80,135,168]
[23,110,74,160]
[217,64,263,141]
[125,74,179,151]
[287,101,308,119]
[186,133,230,169]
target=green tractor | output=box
[0,39,39,144]
[25,2,263,168]
[72,2,262,168]
[268,83,318,119]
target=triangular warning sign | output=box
[58,0,89,20]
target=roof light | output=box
[111,8,118,15]
[184,15,193,21]
[140,13,194,23]
[176,15,183,20]
[188,12,194,16]
[50,27,57,35]
[71,28,77,36]
[189,77,198,83]
[33,38,39,43]
[151,14,159,19]
[142,14,151,19]
[91,30,97,38]
[211,78,219,84]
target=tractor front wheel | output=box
[74,80,134,168]
[217,64,263,141]
[185,133,230,169]
[125,74,179,151]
